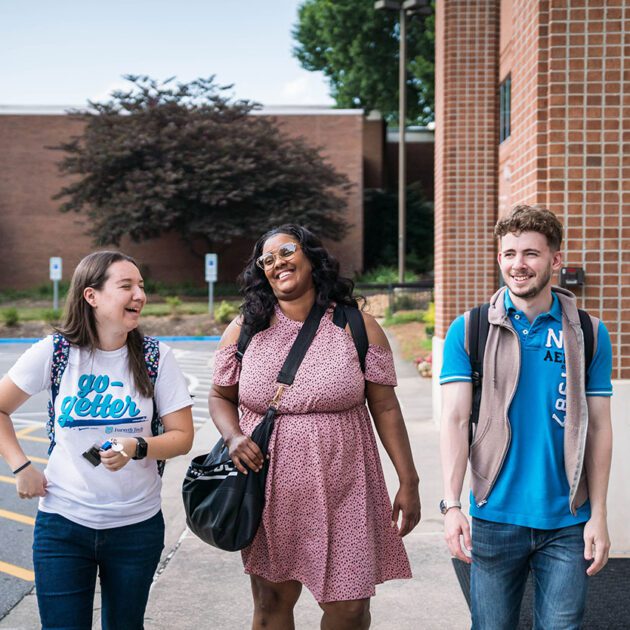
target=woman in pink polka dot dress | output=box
[209,225,421,629]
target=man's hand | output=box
[444,508,472,563]
[584,513,610,576]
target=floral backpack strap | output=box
[143,336,164,476]
[47,333,70,455]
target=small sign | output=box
[205,253,218,283]
[50,257,62,281]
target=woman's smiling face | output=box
[85,260,146,335]
[261,233,314,300]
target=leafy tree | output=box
[293,0,435,125]
[52,75,351,249]
[364,183,434,273]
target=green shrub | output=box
[1,308,19,327]
[355,266,419,284]
[42,309,62,324]
[214,301,239,324]
[421,302,435,325]
[383,310,424,327]
[394,293,417,311]
[165,296,182,317]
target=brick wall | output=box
[0,110,365,289]
[434,0,501,338]
[499,0,629,379]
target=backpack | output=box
[235,303,369,374]
[467,304,594,444]
[46,333,166,476]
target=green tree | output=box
[52,75,351,249]
[364,183,434,273]
[293,0,435,125]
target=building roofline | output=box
[0,104,365,117]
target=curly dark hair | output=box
[239,224,361,336]
[494,204,563,251]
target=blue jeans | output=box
[471,518,588,630]
[33,510,164,630]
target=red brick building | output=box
[0,106,377,289]
[433,0,629,551]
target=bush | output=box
[355,265,419,284]
[363,182,434,274]
[421,302,435,338]
[42,309,62,324]
[214,301,239,324]
[1,308,19,327]
[383,310,424,327]
[165,296,182,317]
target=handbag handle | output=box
[269,301,328,409]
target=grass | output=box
[382,307,433,363]
[0,282,240,304]
[0,300,241,322]
[382,310,425,326]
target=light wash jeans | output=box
[471,517,588,630]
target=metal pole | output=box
[398,7,407,284]
[208,281,214,317]
[53,280,59,311]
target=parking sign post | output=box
[205,253,218,317]
[49,257,63,311]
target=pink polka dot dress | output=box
[212,306,412,603]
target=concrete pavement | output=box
[0,335,471,629]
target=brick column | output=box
[434,0,500,337]
[433,0,500,421]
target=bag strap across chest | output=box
[236,303,368,374]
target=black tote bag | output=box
[182,406,276,551]
[182,302,327,551]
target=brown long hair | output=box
[55,251,153,398]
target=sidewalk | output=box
[1,336,471,629]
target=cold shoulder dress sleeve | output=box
[211,308,411,603]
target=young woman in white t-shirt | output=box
[0,251,194,630]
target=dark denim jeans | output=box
[33,510,164,630]
[471,518,588,630]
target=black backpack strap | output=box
[277,302,328,385]
[332,304,368,373]
[235,325,253,363]
[468,303,490,444]
[332,303,347,329]
[578,309,594,384]
[343,305,368,374]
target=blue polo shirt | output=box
[440,292,613,529]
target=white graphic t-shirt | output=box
[9,336,193,529]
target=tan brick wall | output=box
[0,112,364,290]
[434,0,501,338]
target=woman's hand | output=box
[16,465,47,499]
[99,438,134,472]
[391,482,421,537]
[226,433,264,475]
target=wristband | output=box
[12,460,32,475]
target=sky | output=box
[0,0,334,108]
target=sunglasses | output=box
[256,242,299,270]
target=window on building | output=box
[499,74,511,143]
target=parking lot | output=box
[0,341,218,620]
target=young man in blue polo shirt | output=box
[439,205,613,629]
